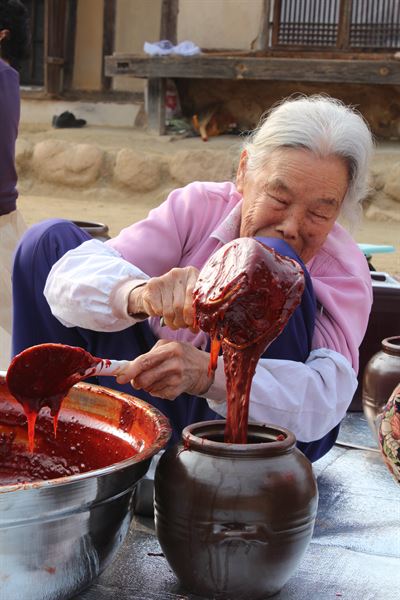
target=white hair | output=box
[242,94,374,228]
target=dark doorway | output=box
[20,0,45,86]
[19,0,77,95]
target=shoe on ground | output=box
[52,111,86,128]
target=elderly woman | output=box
[12,95,373,461]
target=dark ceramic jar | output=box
[154,420,318,600]
[362,336,400,436]
[378,383,400,484]
[72,220,110,241]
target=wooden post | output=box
[145,0,179,134]
[254,0,271,51]
[337,0,352,51]
[63,0,78,91]
[102,0,116,90]
[44,0,68,96]
[147,78,166,134]
[271,0,282,48]
[160,0,179,43]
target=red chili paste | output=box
[6,343,102,451]
[0,382,137,485]
[193,238,305,444]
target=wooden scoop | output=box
[6,343,130,451]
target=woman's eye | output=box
[270,196,287,206]
[311,212,329,221]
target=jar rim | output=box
[382,336,400,354]
[182,420,296,457]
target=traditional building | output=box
[20,0,400,136]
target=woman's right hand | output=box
[128,266,200,331]
[116,339,214,399]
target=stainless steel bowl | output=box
[0,373,171,600]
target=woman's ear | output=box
[236,150,248,193]
[0,29,10,43]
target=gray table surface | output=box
[75,413,400,600]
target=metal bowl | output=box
[0,373,171,600]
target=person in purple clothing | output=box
[0,0,29,369]
[12,95,374,462]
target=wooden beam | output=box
[105,54,400,85]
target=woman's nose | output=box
[276,215,300,240]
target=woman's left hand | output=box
[116,339,214,400]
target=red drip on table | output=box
[194,238,305,444]
[6,343,104,452]
[0,383,137,485]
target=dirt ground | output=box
[18,193,399,276]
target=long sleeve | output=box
[44,182,240,338]
[44,239,150,331]
[206,348,357,442]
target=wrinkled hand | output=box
[128,266,199,331]
[116,339,214,400]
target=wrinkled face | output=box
[237,147,349,263]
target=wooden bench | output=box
[105,51,400,134]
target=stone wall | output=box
[15,134,239,201]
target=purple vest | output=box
[0,59,19,216]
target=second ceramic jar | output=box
[363,335,400,436]
[154,420,318,600]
